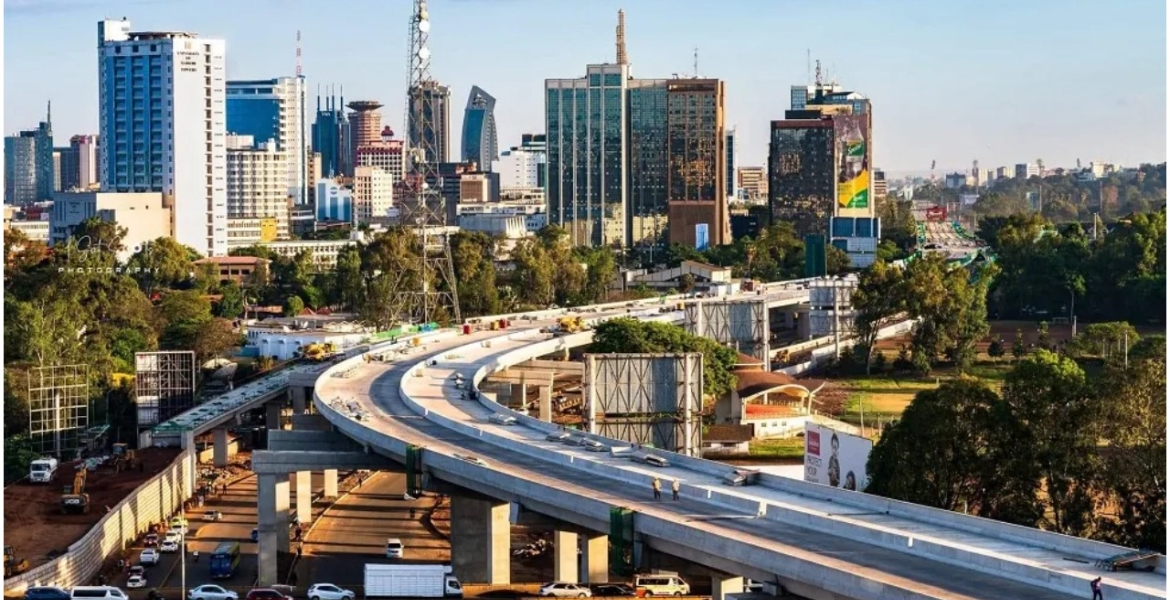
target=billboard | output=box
[584,353,703,456]
[135,351,197,428]
[834,115,870,211]
[804,422,872,491]
[695,223,710,250]
[28,364,90,457]
[260,217,278,242]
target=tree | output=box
[447,231,502,317]
[5,435,40,484]
[158,291,214,351]
[1012,329,1026,361]
[333,246,364,311]
[71,217,127,257]
[284,295,305,317]
[509,237,556,308]
[590,318,739,401]
[193,318,242,364]
[677,273,696,294]
[987,337,1005,361]
[852,260,906,374]
[125,237,200,293]
[1067,322,1140,362]
[215,282,246,319]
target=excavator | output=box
[554,317,584,334]
[4,546,29,578]
[302,342,338,362]
[112,443,138,474]
[61,468,90,514]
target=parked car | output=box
[126,576,146,589]
[187,585,238,600]
[244,590,291,600]
[187,585,239,600]
[143,534,159,547]
[545,431,572,443]
[590,584,635,597]
[139,548,160,566]
[202,510,223,522]
[306,584,355,600]
[23,587,70,600]
[538,583,591,598]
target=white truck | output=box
[29,458,59,483]
[364,563,463,598]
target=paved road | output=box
[299,471,448,587]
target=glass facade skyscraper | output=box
[408,80,451,166]
[461,86,498,172]
[312,91,351,178]
[227,77,307,204]
[5,134,37,205]
[768,118,836,237]
[626,80,668,247]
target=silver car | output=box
[306,584,355,600]
[188,585,239,600]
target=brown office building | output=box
[665,78,728,247]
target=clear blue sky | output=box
[4,0,1166,175]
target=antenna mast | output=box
[693,47,698,78]
[616,9,628,65]
[395,0,461,325]
[295,30,302,77]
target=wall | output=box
[196,438,240,464]
[3,451,195,592]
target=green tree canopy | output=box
[590,318,738,401]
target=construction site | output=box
[3,446,181,571]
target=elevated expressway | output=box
[280,303,1166,600]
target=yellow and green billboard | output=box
[835,115,870,211]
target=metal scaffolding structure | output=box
[583,353,703,456]
[134,351,197,428]
[393,0,460,325]
[684,299,771,362]
[27,364,90,457]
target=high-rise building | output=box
[666,78,727,248]
[626,78,669,247]
[225,135,289,242]
[768,116,836,237]
[5,135,37,205]
[1015,163,1039,179]
[725,128,737,201]
[312,90,351,177]
[226,77,308,204]
[97,19,227,256]
[461,86,498,171]
[72,134,100,189]
[33,105,54,202]
[355,136,405,183]
[52,150,63,192]
[494,134,546,192]
[873,169,888,198]
[407,81,451,165]
[352,166,394,225]
[315,178,352,223]
[347,100,384,161]
[737,166,767,200]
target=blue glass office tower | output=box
[227,77,307,204]
[461,86,498,172]
[311,90,351,177]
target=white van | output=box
[633,574,690,596]
[71,587,129,600]
[385,538,404,558]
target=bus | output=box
[209,541,241,579]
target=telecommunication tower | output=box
[397,0,460,325]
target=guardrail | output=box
[3,452,194,592]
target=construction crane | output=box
[4,546,29,578]
[61,468,90,514]
[392,0,460,326]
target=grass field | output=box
[748,437,806,459]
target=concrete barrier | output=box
[3,452,195,592]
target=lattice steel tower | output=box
[398,0,460,324]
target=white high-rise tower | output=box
[98,18,227,256]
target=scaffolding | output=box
[684,299,771,362]
[134,351,196,428]
[584,354,703,456]
[27,364,90,457]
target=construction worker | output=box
[671,479,680,501]
[652,478,662,500]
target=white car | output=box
[163,531,181,545]
[539,583,592,598]
[169,518,189,534]
[159,540,180,553]
[139,548,160,565]
[188,584,239,600]
[307,584,355,600]
[126,575,147,589]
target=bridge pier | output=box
[510,383,527,409]
[290,386,308,415]
[266,401,282,430]
[711,575,744,600]
[323,469,338,498]
[553,530,578,582]
[580,533,608,583]
[538,385,552,422]
[257,473,291,586]
[292,471,312,524]
[213,427,231,468]
[451,495,510,584]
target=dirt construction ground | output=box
[4,447,181,570]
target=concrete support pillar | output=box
[181,431,197,493]
[580,533,609,583]
[553,531,579,583]
[711,576,744,600]
[510,383,527,409]
[266,401,282,430]
[257,473,290,585]
[323,469,338,499]
[292,471,312,524]
[450,496,510,585]
[290,387,307,415]
[561,348,571,361]
[538,386,553,422]
[213,428,230,468]
[784,311,794,328]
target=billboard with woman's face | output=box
[804,422,873,491]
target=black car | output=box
[590,584,636,597]
[24,587,70,600]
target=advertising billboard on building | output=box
[834,114,871,214]
[804,422,872,491]
[695,223,710,250]
[260,217,278,242]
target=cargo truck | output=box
[29,458,59,483]
[364,563,463,598]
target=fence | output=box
[3,451,195,593]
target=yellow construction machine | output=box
[112,443,138,473]
[556,317,584,334]
[302,342,339,362]
[4,546,29,578]
[61,468,90,514]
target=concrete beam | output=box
[290,414,333,431]
[554,531,579,583]
[251,450,394,475]
[292,471,312,524]
[213,428,230,468]
[267,430,361,453]
[257,473,290,586]
[483,371,557,385]
[451,496,510,585]
[711,576,744,600]
[521,359,585,374]
[580,533,608,583]
[290,386,308,415]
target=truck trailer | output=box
[364,563,463,598]
[29,458,58,483]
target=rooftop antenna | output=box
[806,48,811,87]
[295,30,302,78]
[693,47,699,78]
[814,59,822,87]
[616,9,628,65]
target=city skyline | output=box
[4,0,1166,174]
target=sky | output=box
[3,0,1167,176]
